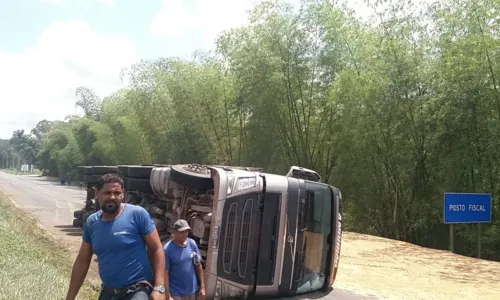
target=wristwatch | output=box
[153,285,165,294]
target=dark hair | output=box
[96,173,124,191]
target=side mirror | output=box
[286,166,321,182]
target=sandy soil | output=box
[333,232,500,300]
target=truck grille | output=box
[223,202,238,273]
[238,198,253,278]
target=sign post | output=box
[443,193,492,258]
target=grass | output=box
[0,191,99,300]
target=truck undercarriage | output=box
[73,164,262,265]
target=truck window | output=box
[296,182,332,294]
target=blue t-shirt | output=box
[164,238,200,297]
[82,204,156,289]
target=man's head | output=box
[172,219,191,242]
[95,173,125,215]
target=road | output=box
[0,172,377,300]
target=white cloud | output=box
[150,0,438,42]
[151,0,269,40]
[151,0,196,37]
[0,19,138,139]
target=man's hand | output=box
[199,288,206,300]
[150,290,166,300]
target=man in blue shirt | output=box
[164,219,206,300]
[64,173,166,300]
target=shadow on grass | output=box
[53,224,83,237]
[54,225,75,229]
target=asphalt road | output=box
[0,172,377,300]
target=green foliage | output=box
[7,0,500,261]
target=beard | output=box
[102,201,120,214]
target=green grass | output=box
[0,192,99,300]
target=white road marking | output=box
[44,191,54,196]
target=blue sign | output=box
[443,193,492,224]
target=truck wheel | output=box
[84,174,101,184]
[83,175,92,184]
[127,178,153,193]
[151,167,170,196]
[83,166,93,175]
[118,165,132,178]
[92,166,118,175]
[73,209,85,219]
[73,218,83,228]
[170,164,214,190]
[127,166,154,179]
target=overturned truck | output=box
[73,164,343,299]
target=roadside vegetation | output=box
[1,0,500,261]
[0,191,98,300]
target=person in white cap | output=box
[164,219,206,300]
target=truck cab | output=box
[146,164,342,299]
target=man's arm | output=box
[164,244,172,299]
[138,207,165,287]
[195,263,205,291]
[65,241,93,300]
[144,229,166,287]
[191,240,206,298]
[164,270,172,299]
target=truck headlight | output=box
[214,280,246,299]
[226,283,246,298]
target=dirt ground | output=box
[333,232,500,300]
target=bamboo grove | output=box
[2,0,500,260]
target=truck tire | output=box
[84,174,101,184]
[118,165,131,177]
[170,164,214,190]
[151,167,171,196]
[73,218,83,228]
[127,178,152,193]
[83,166,93,175]
[83,175,93,184]
[127,166,153,179]
[73,209,85,219]
[92,166,118,175]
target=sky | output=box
[0,0,384,139]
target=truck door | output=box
[215,173,264,298]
